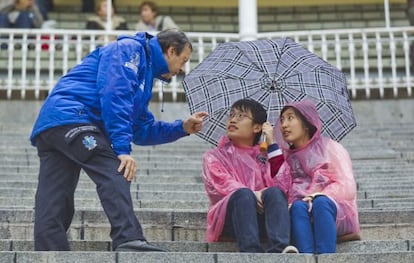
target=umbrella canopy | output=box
[183,37,356,146]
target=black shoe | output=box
[115,240,167,252]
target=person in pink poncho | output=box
[272,99,361,254]
[202,98,298,253]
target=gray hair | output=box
[157,29,192,55]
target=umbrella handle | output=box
[259,133,268,153]
[259,141,268,153]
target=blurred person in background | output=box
[85,0,127,42]
[0,0,43,28]
[135,1,178,32]
[86,0,127,31]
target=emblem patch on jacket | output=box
[124,52,140,73]
[82,135,97,150]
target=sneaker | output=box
[282,245,299,254]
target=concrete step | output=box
[0,181,206,192]
[1,164,413,177]
[1,251,413,263]
[3,177,414,190]
[0,160,205,170]
[0,239,413,253]
[0,166,203,176]
[1,197,414,211]
[4,179,414,200]
[1,187,413,202]
[1,209,413,241]
[0,150,403,163]
[1,221,413,245]
[2,157,412,168]
[0,173,204,184]
[0,188,208,201]
[358,183,414,191]
[0,236,414,263]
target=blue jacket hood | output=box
[118,32,171,83]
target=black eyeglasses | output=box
[227,111,253,121]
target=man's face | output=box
[161,44,192,80]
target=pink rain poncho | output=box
[273,100,360,237]
[202,136,274,242]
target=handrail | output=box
[0,27,412,100]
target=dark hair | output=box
[157,29,193,55]
[95,0,115,13]
[139,1,159,16]
[280,106,317,140]
[231,99,267,145]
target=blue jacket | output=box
[30,32,187,155]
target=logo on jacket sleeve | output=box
[124,52,140,74]
[82,135,97,150]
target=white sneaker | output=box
[282,245,299,253]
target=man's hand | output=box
[183,112,208,134]
[117,154,137,182]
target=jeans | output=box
[222,187,290,253]
[290,195,337,254]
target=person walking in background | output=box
[0,0,43,28]
[202,98,298,253]
[30,29,207,252]
[272,100,360,254]
[135,1,178,32]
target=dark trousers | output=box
[34,125,144,251]
[222,187,291,253]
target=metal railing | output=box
[0,27,412,100]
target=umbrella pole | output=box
[259,96,273,153]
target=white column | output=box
[107,0,113,31]
[238,0,258,41]
[384,0,390,28]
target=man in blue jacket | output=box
[30,30,207,252]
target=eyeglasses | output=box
[227,111,253,121]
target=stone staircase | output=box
[0,101,414,262]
